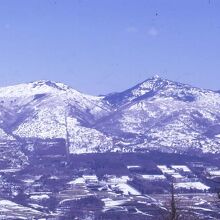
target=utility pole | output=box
[64,106,70,161]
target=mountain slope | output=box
[99,76,220,153]
[0,80,113,154]
[0,77,220,155]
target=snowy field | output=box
[174,182,210,191]
[171,165,191,172]
[0,200,44,219]
[116,183,141,196]
[141,174,166,180]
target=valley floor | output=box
[0,152,220,219]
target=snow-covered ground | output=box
[127,165,141,169]
[157,165,176,174]
[141,175,166,180]
[68,175,98,185]
[171,165,191,172]
[107,176,130,184]
[174,182,210,191]
[172,173,184,179]
[30,194,50,201]
[102,198,129,211]
[0,200,43,218]
[68,177,85,185]
[83,175,98,182]
[116,183,141,196]
[208,170,220,176]
[157,165,190,180]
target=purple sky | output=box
[0,0,219,95]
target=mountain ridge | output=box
[0,76,220,156]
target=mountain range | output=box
[1,75,220,155]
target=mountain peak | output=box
[104,75,197,106]
[137,75,167,91]
[140,75,190,91]
[30,80,74,91]
[31,80,68,91]
[0,80,72,98]
[32,80,51,84]
[151,74,161,80]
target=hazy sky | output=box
[0,0,219,95]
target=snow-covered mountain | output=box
[1,76,220,155]
[0,80,113,154]
[102,76,220,154]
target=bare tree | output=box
[160,182,197,220]
[170,182,178,220]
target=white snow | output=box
[0,128,15,141]
[68,177,85,185]
[171,165,191,172]
[174,182,210,191]
[30,194,50,200]
[157,165,176,174]
[0,199,42,215]
[0,168,21,173]
[107,176,130,184]
[102,198,128,211]
[83,175,98,182]
[68,117,113,154]
[141,175,166,180]
[171,173,184,179]
[116,183,141,195]
[127,165,141,169]
[208,170,220,176]
[23,179,35,184]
